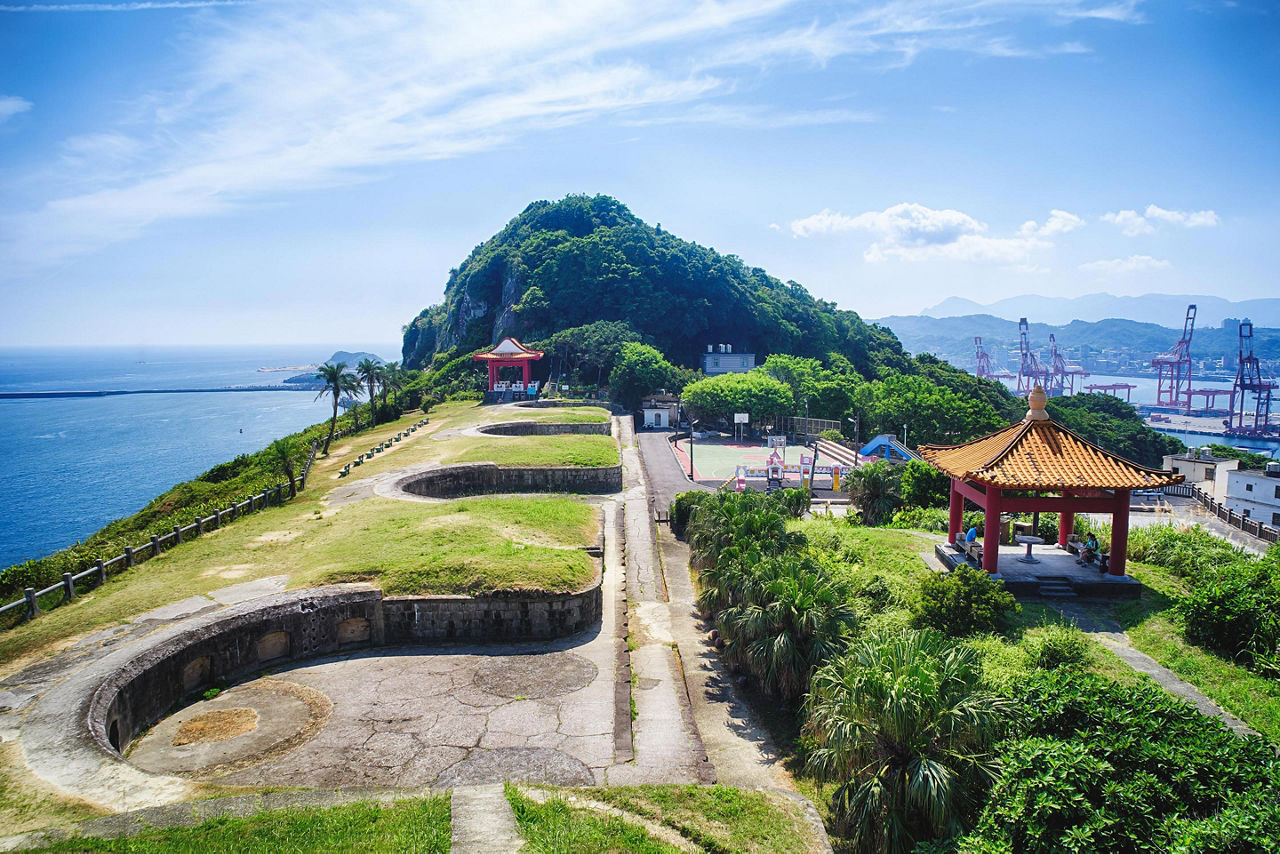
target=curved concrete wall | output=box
[476,420,610,437]
[395,462,622,498]
[88,579,603,756]
[515,400,624,414]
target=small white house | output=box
[641,393,680,429]
[701,343,755,376]
[1215,462,1280,529]
[1162,448,1240,486]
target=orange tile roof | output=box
[918,418,1184,490]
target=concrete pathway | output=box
[451,784,525,854]
[608,416,711,785]
[1045,599,1255,736]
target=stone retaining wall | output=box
[395,462,622,498]
[89,579,602,756]
[515,399,625,414]
[476,421,610,437]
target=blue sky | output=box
[1,0,1276,349]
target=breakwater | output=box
[0,386,314,399]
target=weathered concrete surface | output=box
[451,784,525,854]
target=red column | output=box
[522,361,530,385]
[487,363,496,390]
[982,487,1002,574]
[948,479,964,545]
[1110,490,1130,576]
[1058,489,1074,548]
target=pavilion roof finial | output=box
[1025,385,1050,421]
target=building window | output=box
[1171,466,1180,474]
[1205,467,1214,481]
[1274,485,1280,500]
[1242,509,1251,519]
[1273,512,1280,528]
[1246,483,1253,492]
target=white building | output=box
[1215,463,1280,529]
[1162,448,1239,486]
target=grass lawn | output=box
[450,434,620,468]
[306,496,599,594]
[583,785,818,854]
[516,407,611,423]
[31,796,451,853]
[507,785,679,854]
[1111,562,1280,742]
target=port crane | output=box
[1225,319,1277,436]
[1047,333,1090,396]
[1015,318,1052,397]
[974,336,1014,381]
[1152,304,1195,409]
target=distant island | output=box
[282,351,383,388]
[258,363,318,373]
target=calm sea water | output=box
[0,346,395,569]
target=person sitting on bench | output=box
[1077,533,1100,566]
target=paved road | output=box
[636,430,713,510]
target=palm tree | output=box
[268,435,304,498]
[356,358,381,425]
[846,461,902,526]
[380,361,405,408]
[314,362,359,454]
[715,554,857,701]
[804,628,1014,853]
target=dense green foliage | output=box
[1204,443,1273,471]
[682,371,793,421]
[804,629,1014,853]
[609,342,681,409]
[853,374,1006,448]
[1174,545,1280,675]
[914,565,1021,637]
[845,460,902,526]
[402,194,910,376]
[900,459,950,508]
[955,671,1280,853]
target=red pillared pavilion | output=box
[918,386,1183,576]
[473,337,544,391]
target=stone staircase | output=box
[1035,575,1077,598]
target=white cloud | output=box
[0,95,32,123]
[1101,209,1155,236]
[1144,204,1219,228]
[790,202,1051,264]
[0,0,1147,271]
[1019,209,1085,237]
[1102,204,1219,236]
[1079,254,1171,276]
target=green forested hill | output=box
[401,194,908,377]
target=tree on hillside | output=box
[846,460,902,526]
[356,358,381,424]
[804,629,1014,853]
[540,321,643,387]
[853,374,1004,448]
[609,343,678,409]
[314,362,360,454]
[268,435,305,498]
[682,372,792,423]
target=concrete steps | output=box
[1036,576,1077,598]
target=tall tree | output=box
[609,342,677,409]
[268,435,304,498]
[314,362,359,454]
[845,460,902,526]
[356,358,381,425]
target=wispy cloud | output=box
[1080,254,1170,275]
[1019,209,1085,237]
[0,95,32,122]
[789,202,1059,265]
[1102,203,1219,235]
[0,0,1145,271]
[0,1,245,10]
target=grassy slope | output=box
[0,402,614,671]
[507,786,678,854]
[31,796,451,853]
[1113,562,1280,742]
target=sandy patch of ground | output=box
[248,530,301,548]
[173,708,259,746]
[200,565,258,580]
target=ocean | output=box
[0,345,396,569]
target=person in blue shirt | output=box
[965,527,978,542]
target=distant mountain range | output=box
[919,294,1280,329]
[877,314,1279,376]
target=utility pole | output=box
[903,423,908,449]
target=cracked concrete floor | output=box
[129,639,618,789]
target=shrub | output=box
[900,459,949,508]
[772,487,809,519]
[819,428,845,442]
[1175,558,1280,672]
[670,490,713,539]
[885,506,983,534]
[1024,623,1091,671]
[1125,522,1247,578]
[913,565,1020,637]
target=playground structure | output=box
[1225,319,1278,437]
[1046,333,1090,396]
[1015,318,1052,397]
[1152,305,1196,409]
[733,449,847,493]
[974,336,1014,381]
